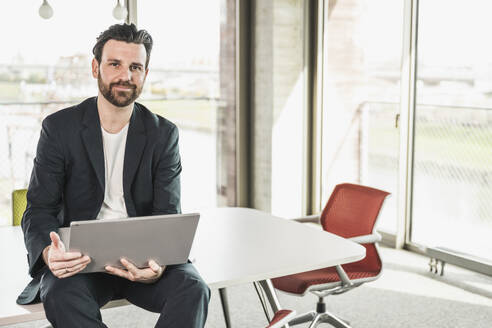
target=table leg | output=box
[253,281,271,321]
[255,279,282,316]
[219,288,232,328]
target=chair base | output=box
[289,310,351,328]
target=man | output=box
[17,23,210,328]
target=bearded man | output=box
[17,23,210,328]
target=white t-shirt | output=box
[96,124,129,220]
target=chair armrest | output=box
[349,233,381,244]
[292,214,320,224]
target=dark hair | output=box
[92,23,153,68]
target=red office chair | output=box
[271,183,390,328]
[266,310,296,328]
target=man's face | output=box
[92,39,148,107]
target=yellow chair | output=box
[12,189,27,226]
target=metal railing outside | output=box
[0,97,221,226]
[361,101,492,262]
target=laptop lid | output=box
[59,213,199,273]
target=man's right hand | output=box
[43,231,91,279]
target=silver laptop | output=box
[58,213,199,273]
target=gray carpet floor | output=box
[6,246,492,327]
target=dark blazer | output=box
[17,97,181,304]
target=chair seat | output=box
[272,264,380,295]
[273,243,382,295]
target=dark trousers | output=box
[39,263,210,328]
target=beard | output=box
[97,73,143,107]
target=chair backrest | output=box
[12,189,28,226]
[320,183,390,238]
[321,184,390,276]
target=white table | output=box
[0,207,365,326]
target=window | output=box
[138,0,236,212]
[411,0,492,261]
[319,0,403,232]
[0,0,237,225]
[0,0,120,225]
[318,0,492,266]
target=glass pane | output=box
[0,0,236,226]
[320,0,403,232]
[412,0,492,261]
[0,0,121,225]
[139,0,236,212]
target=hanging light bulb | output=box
[39,0,53,19]
[112,0,128,21]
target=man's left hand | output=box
[105,259,165,284]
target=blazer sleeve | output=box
[22,117,65,277]
[152,124,182,215]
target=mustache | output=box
[110,81,136,89]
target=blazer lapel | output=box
[81,98,105,192]
[123,105,147,215]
